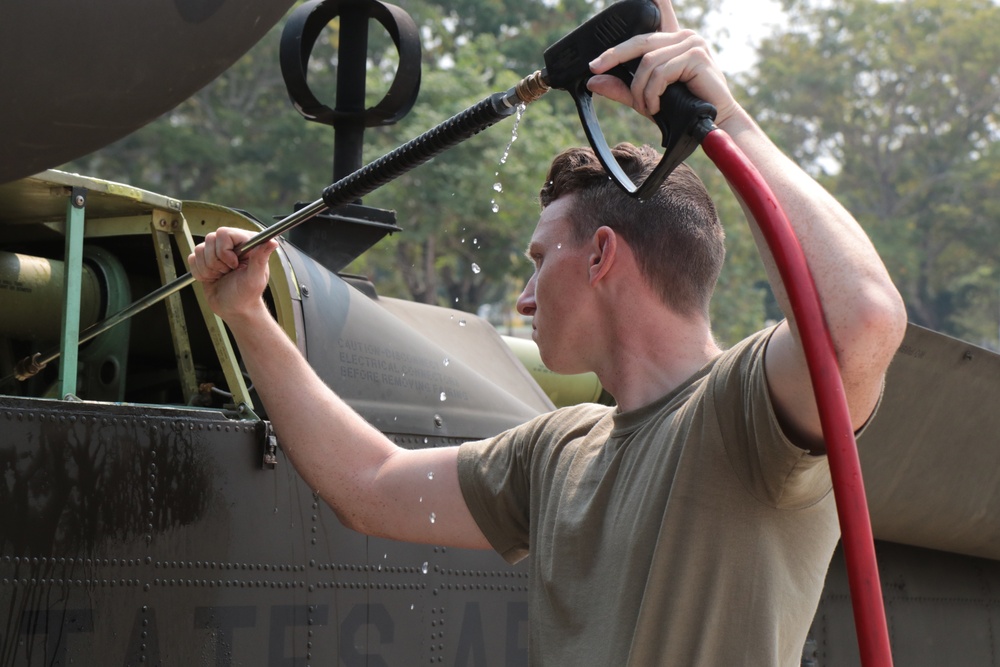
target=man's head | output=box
[539,143,725,319]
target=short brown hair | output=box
[540,143,725,318]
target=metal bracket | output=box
[279,0,421,181]
[237,403,278,469]
[150,212,199,403]
[58,186,87,398]
[261,421,279,469]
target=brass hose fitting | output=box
[500,70,551,109]
[515,70,551,105]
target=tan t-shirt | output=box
[457,328,841,666]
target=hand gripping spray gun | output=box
[545,3,895,666]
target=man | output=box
[188,1,906,664]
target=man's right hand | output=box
[187,226,491,551]
[187,227,279,324]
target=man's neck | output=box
[596,315,721,413]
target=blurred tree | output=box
[740,0,1000,348]
[59,0,810,345]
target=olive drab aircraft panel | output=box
[283,243,552,438]
[810,542,1000,666]
[0,0,298,185]
[0,394,529,666]
[801,323,1000,666]
[860,323,1000,562]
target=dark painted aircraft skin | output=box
[3,1,1000,665]
[0,397,529,666]
[0,0,299,185]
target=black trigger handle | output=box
[542,0,718,198]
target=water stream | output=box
[489,103,527,215]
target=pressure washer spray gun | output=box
[539,0,717,198]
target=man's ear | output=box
[589,226,618,286]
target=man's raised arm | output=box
[587,0,907,447]
[187,227,491,548]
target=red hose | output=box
[700,128,893,666]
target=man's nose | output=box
[516,276,536,316]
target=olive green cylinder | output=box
[502,334,606,407]
[0,250,101,340]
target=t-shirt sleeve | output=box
[457,405,612,564]
[711,326,834,509]
[457,422,536,564]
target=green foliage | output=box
[740,0,1000,347]
[62,0,1000,350]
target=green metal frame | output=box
[57,187,87,398]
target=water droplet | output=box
[423,437,428,444]
[472,238,478,245]
[471,263,481,274]
[491,201,499,214]
[421,562,429,574]
[429,513,436,524]
[419,497,423,503]
[439,392,447,402]
[556,243,563,249]
[458,319,467,327]
[442,357,450,366]
[427,471,435,480]
[410,604,415,610]
[493,182,503,193]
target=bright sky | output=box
[706,0,788,74]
